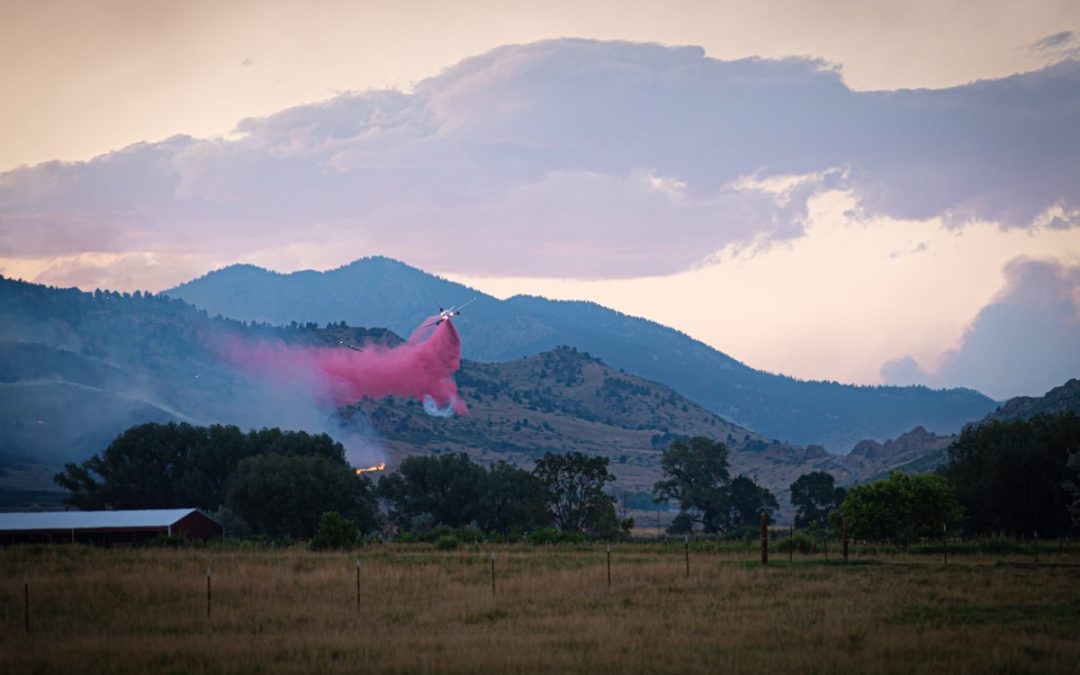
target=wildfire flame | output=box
[355,462,386,475]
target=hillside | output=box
[982,378,1080,423]
[347,346,869,511]
[838,378,1080,480]
[166,257,998,451]
[0,276,917,515]
[0,277,395,496]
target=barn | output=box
[0,508,223,545]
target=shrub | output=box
[775,533,818,554]
[409,513,435,538]
[456,525,485,543]
[435,534,460,550]
[309,511,359,551]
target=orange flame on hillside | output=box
[355,462,386,475]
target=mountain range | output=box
[167,257,998,451]
[1,275,1076,517]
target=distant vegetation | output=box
[940,411,1080,537]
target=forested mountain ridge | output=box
[982,379,1080,423]
[167,256,998,450]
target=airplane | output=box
[424,298,478,328]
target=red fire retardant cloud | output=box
[220,318,467,414]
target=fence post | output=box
[356,559,361,608]
[789,525,794,563]
[490,552,496,596]
[206,565,212,622]
[684,535,690,578]
[760,512,768,566]
[842,518,849,564]
[24,574,29,634]
[606,545,612,589]
[943,524,947,569]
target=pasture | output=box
[1,541,1079,674]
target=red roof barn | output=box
[0,508,223,544]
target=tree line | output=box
[55,422,631,545]
[55,410,1080,547]
[782,411,1080,543]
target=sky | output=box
[1,0,1079,400]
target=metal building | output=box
[0,508,222,545]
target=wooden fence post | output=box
[206,565,212,621]
[760,512,768,566]
[842,518,849,564]
[606,545,612,589]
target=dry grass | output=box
[1,543,1079,674]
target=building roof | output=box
[0,508,204,532]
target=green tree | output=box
[54,422,245,510]
[53,422,349,513]
[226,453,377,540]
[533,452,616,532]
[652,436,731,533]
[480,461,552,533]
[377,453,488,530]
[790,471,846,528]
[309,511,360,550]
[837,472,962,545]
[940,412,1080,536]
[724,475,779,530]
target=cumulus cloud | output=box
[882,258,1080,399]
[1,38,1078,281]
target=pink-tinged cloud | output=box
[219,318,467,415]
[882,258,1080,399]
[1,39,1078,284]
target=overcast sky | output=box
[1,0,1078,399]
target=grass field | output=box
[2,542,1079,674]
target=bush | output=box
[527,528,562,545]
[667,512,694,535]
[435,534,460,550]
[456,525,485,543]
[527,528,587,545]
[775,533,818,554]
[409,513,435,538]
[309,511,358,551]
[422,524,455,543]
[979,536,1036,555]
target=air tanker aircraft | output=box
[424,298,477,328]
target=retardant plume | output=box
[218,318,467,416]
